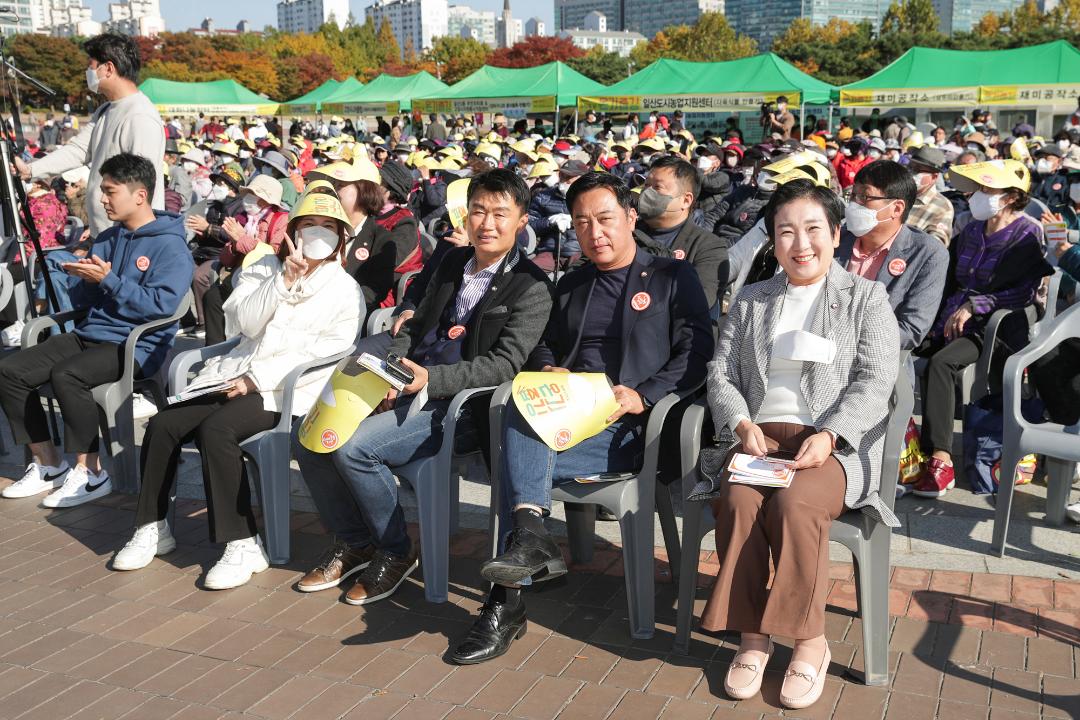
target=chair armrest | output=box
[1003,300,1080,431]
[433,386,497,466]
[122,291,193,381]
[167,336,243,394]
[679,399,708,501]
[22,307,90,347]
[972,306,1032,401]
[638,391,685,482]
[275,348,356,433]
[1036,268,1065,336]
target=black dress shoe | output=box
[480,526,567,586]
[449,597,527,665]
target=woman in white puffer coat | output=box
[112,186,362,590]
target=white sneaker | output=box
[42,465,112,508]
[1067,502,1080,524]
[1,320,24,347]
[132,393,158,419]
[204,536,269,590]
[2,461,71,498]
[113,520,176,571]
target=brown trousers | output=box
[700,422,846,640]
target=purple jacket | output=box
[931,215,1051,341]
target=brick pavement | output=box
[0,492,1075,720]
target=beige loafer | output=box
[780,644,831,709]
[723,640,773,700]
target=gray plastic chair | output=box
[396,270,420,305]
[21,291,194,492]
[1033,268,1065,340]
[365,307,397,336]
[991,300,1080,556]
[674,354,912,688]
[168,340,354,564]
[394,386,496,603]
[486,381,687,640]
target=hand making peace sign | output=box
[282,235,308,289]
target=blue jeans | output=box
[499,401,646,519]
[291,398,453,557]
[34,251,78,325]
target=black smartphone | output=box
[384,353,415,386]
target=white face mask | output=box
[826,148,838,159]
[241,194,263,214]
[239,149,252,159]
[543,173,558,188]
[912,172,932,191]
[182,161,197,173]
[969,190,1003,221]
[725,155,739,167]
[841,147,852,157]
[696,156,713,171]
[298,225,339,260]
[1070,184,1080,203]
[557,181,571,195]
[86,66,101,93]
[845,201,886,237]
[1036,159,1054,175]
[209,184,228,201]
[868,150,883,160]
[1058,139,1071,152]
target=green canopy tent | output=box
[139,78,279,117]
[413,62,606,119]
[284,76,364,116]
[282,78,345,114]
[576,54,835,114]
[323,72,449,115]
[839,40,1080,108]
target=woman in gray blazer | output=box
[689,180,900,710]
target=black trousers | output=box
[920,336,981,453]
[0,333,129,453]
[136,393,279,543]
[203,277,234,347]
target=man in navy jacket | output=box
[451,172,713,665]
[0,153,193,508]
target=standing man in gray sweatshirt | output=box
[15,33,164,238]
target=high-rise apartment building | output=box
[727,0,889,49]
[105,0,165,36]
[277,0,349,33]
[447,4,496,46]
[366,0,449,56]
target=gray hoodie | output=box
[30,91,165,237]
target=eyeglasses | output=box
[849,192,898,205]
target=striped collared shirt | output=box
[452,251,518,323]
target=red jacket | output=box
[835,154,872,189]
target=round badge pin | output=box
[135,256,150,272]
[447,324,466,340]
[554,429,572,449]
[631,291,651,311]
[354,247,369,262]
[673,249,686,260]
[320,429,339,450]
[888,258,907,277]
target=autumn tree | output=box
[880,0,941,35]
[771,19,878,85]
[567,46,634,85]
[423,36,490,83]
[630,13,756,65]
[488,35,585,68]
[6,34,87,108]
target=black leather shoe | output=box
[480,526,567,586]
[449,597,527,665]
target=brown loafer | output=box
[297,542,375,593]
[344,545,419,606]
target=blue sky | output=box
[84,0,555,34]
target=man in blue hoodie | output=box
[0,153,193,508]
